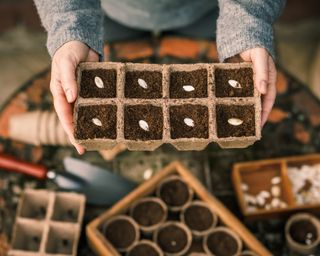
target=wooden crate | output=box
[87,161,271,256]
[232,154,320,221]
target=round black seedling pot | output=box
[203,227,242,256]
[285,213,320,255]
[130,197,168,234]
[156,175,194,212]
[102,215,140,253]
[180,200,218,237]
[153,221,192,256]
[127,240,164,256]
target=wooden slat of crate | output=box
[87,161,271,256]
[232,154,320,221]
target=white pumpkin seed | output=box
[271,176,281,185]
[94,76,104,88]
[241,183,249,192]
[271,186,281,197]
[139,120,149,131]
[228,118,243,126]
[138,78,148,89]
[182,85,195,92]
[92,118,102,126]
[228,79,242,89]
[143,168,153,180]
[184,118,195,127]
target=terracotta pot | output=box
[127,240,163,256]
[203,227,242,256]
[130,197,167,234]
[101,215,140,253]
[285,213,320,255]
[156,175,193,212]
[180,200,218,237]
[153,221,192,256]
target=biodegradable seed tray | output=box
[8,189,85,256]
[74,62,261,151]
[232,154,320,221]
[87,161,271,256]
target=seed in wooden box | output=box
[139,120,149,131]
[138,78,148,89]
[271,198,281,208]
[92,118,102,126]
[184,118,194,127]
[271,186,281,197]
[94,76,104,88]
[244,194,256,205]
[259,190,271,199]
[228,118,243,126]
[271,176,281,185]
[182,85,195,92]
[228,79,242,89]
[256,196,266,207]
[241,183,249,192]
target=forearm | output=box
[217,0,286,62]
[34,0,104,58]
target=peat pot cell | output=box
[74,104,117,140]
[203,227,242,256]
[181,201,217,237]
[170,69,208,98]
[130,197,167,233]
[170,105,209,139]
[51,194,82,222]
[128,240,163,256]
[19,191,49,219]
[216,104,255,138]
[124,105,163,141]
[102,215,140,252]
[215,68,254,97]
[154,222,192,255]
[11,221,43,252]
[125,71,163,98]
[79,69,117,98]
[156,176,193,211]
[45,224,77,255]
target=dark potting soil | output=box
[132,201,165,227]
[128,243,159,256]
[124,105,163,140]
[216,104,255,138]
[103,219,136,249]
[125,71,163,99]
[170,69,208,98]
[157,224,188,253]
[169,104,209,139]
[79,69,117,98]
[207,231,238,256]
[75,105,117,140]
[184,204,214,231]
[160,179,191,207]
[289,220,318,245]
[215,68,254,97]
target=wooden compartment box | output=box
[232,154,320,221]
[87,161,271,255]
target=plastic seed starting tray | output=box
[74,62,261,151]
[8,189,85,256]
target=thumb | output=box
[250,48,269,95]
[59,58,78,103]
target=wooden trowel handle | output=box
[0,154,48,180]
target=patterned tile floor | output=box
[1,37,320,255]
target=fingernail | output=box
[260,81,267,94]
[66,89,74,103]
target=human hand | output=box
[226,47,277,127]
[50,41,99,154]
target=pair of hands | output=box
[51,41,276,154]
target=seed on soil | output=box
[228,118,243,126]
[94,76,104,88]
[184,118,195,127]
[92,118,102,126]
[138,78,148,89]
[182,85,195,92]
[139,120,149,131]
[228,79,242,89]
